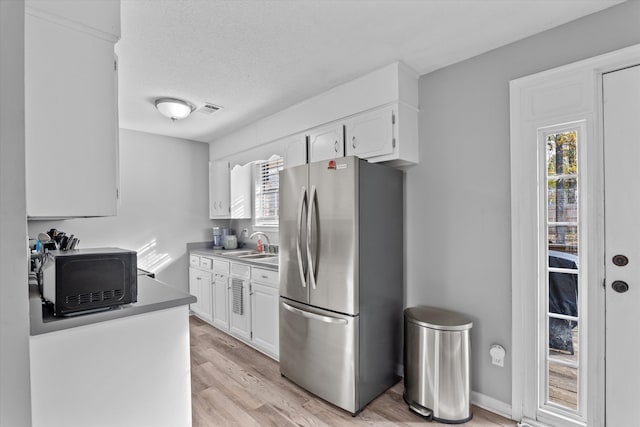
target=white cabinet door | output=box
[209,160,230,218]
[229,278,251,340]
[345,105,395,159]
[282,133,308,169]
[250,282,279,358]
[212,273,229,330]
[230,163,253,219]
[188,268,201,313]
[308,122,344,162]
[25,12,119,217]
[189,267,212,317]
[199,273,213,322]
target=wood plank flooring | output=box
[190,316,516,426]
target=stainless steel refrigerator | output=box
[279,156,403,415]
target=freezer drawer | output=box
[279,298,359,414]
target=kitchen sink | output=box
[225,250,257,256]
[237,253,277,259]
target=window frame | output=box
[253,155,284,228]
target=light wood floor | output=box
[190,316,515,426]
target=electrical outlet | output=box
[242,228,249,238]
[490,344,505,367]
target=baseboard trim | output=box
[471,391,512,420]
[395,369,512,421]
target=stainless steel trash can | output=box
[403,306,473,423]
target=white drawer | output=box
[231,262,251,279]
[213,259,230,274]
[200,257,213,270]
[189,255,200,268]
[251,267,279,287]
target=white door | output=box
[212,274,229,330]
[308,122,344,162]
[188,267,201,313]
[229,163,252,219]
[345,105,395,159]
[603,64,640,427]
[282,133,308,169]
[229,278,251,340]
[250,282,279,358]
[209,160,230,218]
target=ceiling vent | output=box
[196,103,223,115]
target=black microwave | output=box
[41,248,137,316]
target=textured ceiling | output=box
[115,0,624,144]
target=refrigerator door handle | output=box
[307,185,318,290]
[296,187,308,288]
[281,301,347,325]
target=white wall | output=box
[0,0,32,424]
[28,129,212,292]
[408,0,640,406]
[205,0,640,411]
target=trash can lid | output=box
[404,306,473,331]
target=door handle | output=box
[612,280,629,293]
[612,254,629,266]
[296,187,308,288]
[282,301,347,324]
[307,185,318,290]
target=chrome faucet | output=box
[249,231,271,252]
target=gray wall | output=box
[407,0,640,404]
[28,129,213,292]
[0,0,32,425]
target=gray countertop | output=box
[30,275,196,336]
[190,248,279,270]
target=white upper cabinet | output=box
[230,163,253,219]
[24,1,120,218]
[282,133,308,169]
[211,62,419,168]
[308,122,345,163]
[209,160,230,219]
[345,105,395,159]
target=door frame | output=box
[510,44,640,427]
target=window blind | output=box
[254,155,284,227]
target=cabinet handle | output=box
[352,136,356,149]
[334,140,339,153]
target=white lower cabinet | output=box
[188,266,212,322]
[212,272,229,330]
[189,253,279,360]
[250,266,280,359]
[229,262,251,340]
[212,259,230,329]
[250,282,279,358]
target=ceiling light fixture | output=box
[154,97,194,121]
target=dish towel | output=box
[232,278,243,315]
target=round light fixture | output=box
[154,98,194,121]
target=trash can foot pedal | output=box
[404,394,433,420]
[409,403,433,420]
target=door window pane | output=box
[548,361,578,410]
[547,177,578,223]
[548,226,578,255]
[547,131,577,176]
[544,128,581,416]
